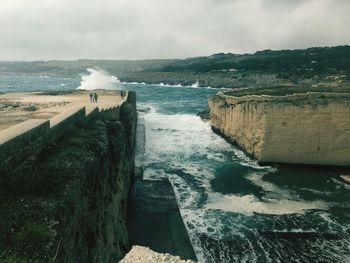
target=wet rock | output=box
[196,109,210,121]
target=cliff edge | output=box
[208,91,350,166]
[0,92,137,262]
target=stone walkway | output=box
[0,90,123,131]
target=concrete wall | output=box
[209,92,350,166]
[0,119,50,173]
[0,92,131,174]
[50,106,86,140]
[100,106,121,121]
[120,91,137,152]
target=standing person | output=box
[89,93,93,103]
[94,93,98,103]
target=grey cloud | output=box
[0,0,349,60]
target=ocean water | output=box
[2,74,350,263]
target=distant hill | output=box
[0,45,349,89]
[0,59,177,77]
[156,45,350,77]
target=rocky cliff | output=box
[208,92,350,166]
[0,93,137,262]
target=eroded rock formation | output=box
[209,92,350,166]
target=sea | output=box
[1,72,350,263]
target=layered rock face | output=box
[208,92,350,166]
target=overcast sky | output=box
[0,0,349,61]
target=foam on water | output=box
[2,74,349,262]
[123,81,225,90]
[140,103,350,263]
[191,80,199,88]
[205,193,329,216]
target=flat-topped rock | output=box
[218,91,350,105]
[0,90,123,131]
[209,91,350,166]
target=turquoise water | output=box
[2,74,350,263]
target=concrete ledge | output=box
[86,106,99,120]
[0,119,50,172]
[0,119,49,145]
[50,105,85,128]
[0,90,127,174]
[86,105,98,116]
[100,106,120,120]
[48,106,86,142]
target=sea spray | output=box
[191,80,199,88]
[77,67,122,90]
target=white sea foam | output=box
[122,81,146,85]
[77,67,122,90]
[245,171,285,194]
[203,170,329,216]
[168,174,203,209]
[232,148,274,170]
[191,80,199,88]
[205,193,329,216]
[141,105,348,262]
[123,80,225,90]
[332,178,350,190]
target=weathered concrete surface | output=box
[0,90,125,174]
[0,90,123,130]
[209,92,350,166]
[50,105,86,128]
[0,119,49,145]
[0,119,50,173]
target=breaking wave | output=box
[77,67,122,90]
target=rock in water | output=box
[119,246,197,263]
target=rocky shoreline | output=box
[120,246,196,263]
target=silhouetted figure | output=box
[94,93,98,103]
[89,93,93,103]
